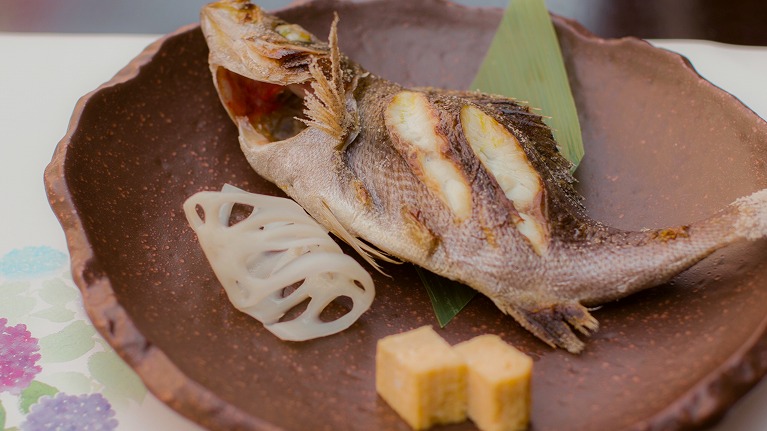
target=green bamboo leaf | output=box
[19,380,59,414]
[417,268,476,328]
[471,0,584,169]
[39,320,97,363]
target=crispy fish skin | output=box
[200,0,767,353]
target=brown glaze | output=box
[44,0,767,430]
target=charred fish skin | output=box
[200,0,767,353]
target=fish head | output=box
[201,0,328,147]
[201,0,329,85]
[201,0,359,149]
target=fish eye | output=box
[275,24,313,43]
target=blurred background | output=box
[1,0,766,45]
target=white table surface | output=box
[0,32,765,430]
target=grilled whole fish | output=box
[200,0,767,353]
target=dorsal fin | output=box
[299,14,350,145]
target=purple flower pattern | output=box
[0,317,42,394]
[1,247,123,430]
[21,393,118,431]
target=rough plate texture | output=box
[44,0,767,430]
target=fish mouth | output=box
[214,66,310,145]
[201,1,332,144]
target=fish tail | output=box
[586,187,767,303]
[526,188,767,353]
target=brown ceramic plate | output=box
[45,0,767,430]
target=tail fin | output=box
[731,189,767,241]
[526,188,767,353]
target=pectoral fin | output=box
[299,14,360,149]
[317,199,401,275]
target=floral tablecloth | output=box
[1,32,766,430]
[0,33,205,431]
